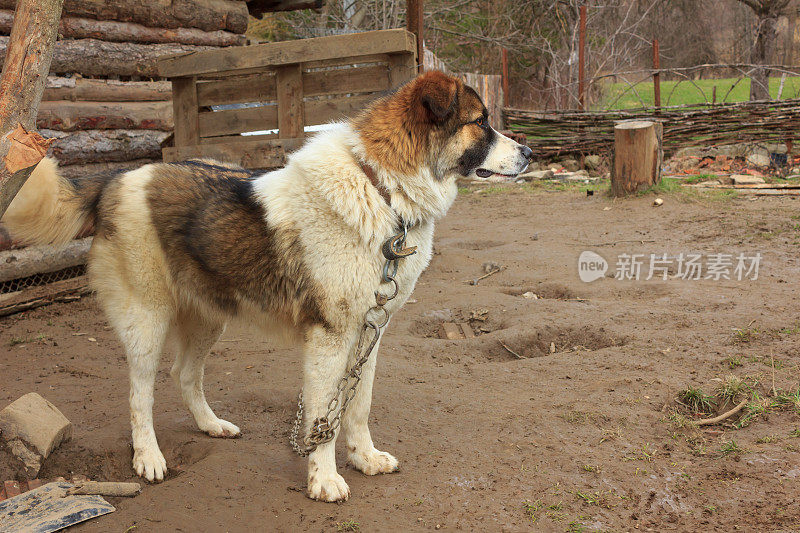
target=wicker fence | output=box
[505,98,800,158]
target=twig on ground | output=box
[695,399,748,426]
[577,239,656,247]
[500,342,524,359]
[771,350,777,397]
[469,266,507,285]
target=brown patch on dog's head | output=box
[352,71,526,181]
[353,71,478,176]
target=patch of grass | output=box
[560,410,604,425]
[567,519,589,533]
[666,410,693,429]
[598,76,800,110]
[723,355,744,369]
[736,392,768,428]
[717,375,748,402]
[336,520,360,532]
[582,464,600,473]
[522,499,543,523]
[732,327,760,344]
[773,388,800,412]
[457,186,471,195]
[680,386,716,414]
[756,434,781,444]
[623,443,657,462]
[719,439,743,456]
[789,428,800,438]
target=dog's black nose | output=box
[519,144,533,161]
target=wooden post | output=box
[171,77,199,147]
[406,0,423,73]
[501,48,509,107]
[0,0,64,218]
[578,4,587,110]
[611,120,663,196]
[276,63,304,139]
[652,39,660,110]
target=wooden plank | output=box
[198,105,278,138]
[162,138,304,169]
[195,64,389,108]
[388,52,417,89]
[439,322,464,340]
[199,132,277,144]
[172,77,199,147]
[276,63,304,139]
[0,275,92,318]
[158,28,416,78]
[304,64,389,97]
[304,93,378,126]
[302,53,389,71]
[196,72,276,107]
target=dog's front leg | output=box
[303,326,352,502]
[342,334,400,475]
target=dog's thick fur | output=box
[2,71,530,501]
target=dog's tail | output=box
[1,157,105,246]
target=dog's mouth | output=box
[475,168,518,179]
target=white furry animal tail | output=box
[1,157,96,245]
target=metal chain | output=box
[291,225,414,457]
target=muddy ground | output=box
[2,183,800,532]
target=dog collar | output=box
[358,160,392,206]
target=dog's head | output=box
[355,71,532,181]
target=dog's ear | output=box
[416,71,458,124]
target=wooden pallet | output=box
[158,29,417,169]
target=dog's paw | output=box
[308,472,350,502]
[348,448,400,476]
[133,447,167,482]
[200,418,241,438]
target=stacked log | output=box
[0,0,248,177]
[0,0,250,252]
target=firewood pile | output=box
[0,0,252,183]
[505,98,800,158]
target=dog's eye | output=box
[474,117,486,127]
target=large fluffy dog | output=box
[2,71,531,501]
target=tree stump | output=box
[611,120,663,196]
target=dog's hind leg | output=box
[303,326,353,502]
[111,303,171,483]
[341,334,399,476]
[170,312,239,438]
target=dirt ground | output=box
[2,183,800,532]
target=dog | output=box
[2,71,531,502]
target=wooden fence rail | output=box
[505,98,800,157]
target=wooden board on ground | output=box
[0,275,92,317]
[439,322,474,340]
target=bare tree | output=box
[736,0,794,100]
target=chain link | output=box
[290,226,414,457]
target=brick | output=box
[0,393,72,461]
[4,480,21,499]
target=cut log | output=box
[37,101,173,131]
[43,77,171,102]
[56,158,155,179]
[0,0,63,218]
[611,120,663,196]
[0,237,90,283]
[0,36,215,78]
[247,0,323,17]
[0,10,245,46]
[0,0,248,33]
[43,129,169,165]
